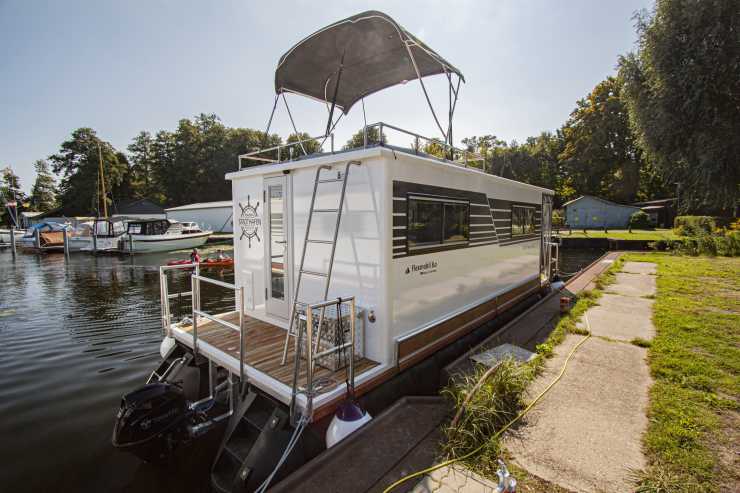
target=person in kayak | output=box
[215,249,229,261]
[190,248,201,264]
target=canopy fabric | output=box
[274,10,464,114]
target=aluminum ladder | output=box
[280,160,360,365]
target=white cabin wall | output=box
[232,176,266,311]
[389,153,544,344]
[289,156,388,364]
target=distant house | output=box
[632,198,677,228]
[165,201,233,233]
[110,199,166,221]
[562,195,640,229]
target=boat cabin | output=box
[127,219,180,236]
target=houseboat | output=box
[118,219,212,253]
[112,11,555,492]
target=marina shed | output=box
[165,200,233,233]
[563,195,640,229]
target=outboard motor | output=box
[112,382,192,463]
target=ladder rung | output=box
[300,270,328,277]
[318,178,343,183]
[307,239,333,244]
[312,208,338,213]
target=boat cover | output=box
[274,10,464,113]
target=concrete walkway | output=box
[504,261,656,492]
[417,261,657,493]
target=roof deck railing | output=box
[237,122,486,170]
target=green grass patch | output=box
[560,229,678,241]
[631,337,653,348]
[622,253,740,493]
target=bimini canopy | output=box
[274,10,464,114]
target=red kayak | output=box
[166,258,234,268]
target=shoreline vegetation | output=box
[439,253,739,492]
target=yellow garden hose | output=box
[383,330,592,493]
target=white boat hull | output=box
[0,229,26,243]
[122,231,212,253]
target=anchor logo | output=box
[238,196,262,248]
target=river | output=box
[0,245,603,492]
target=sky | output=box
[1,0,651,194]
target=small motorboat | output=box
[166,257,234,269]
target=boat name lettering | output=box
[405,260,438,275]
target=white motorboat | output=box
[0,228,26,244]
[120,219,211,253]
[73,219,128,252]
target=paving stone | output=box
[578,293,655,341]
[621,261,657,275]
[607,272,656,298]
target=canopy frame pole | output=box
[262,93,280,147]
[319,112,344,149]
[282,93,308,156]
[325,53,345,137]
[403,39,447,142]
[445,72,461,160]
[361,97,368,147]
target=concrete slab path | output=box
[505,261,657,492]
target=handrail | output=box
[190,273,246,391]
[289,296,356,424]
[159,263,200,338]
[234,121,488,172]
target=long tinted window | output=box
[407,196,469,250]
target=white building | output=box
[165,200,233,233]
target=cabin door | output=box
[263,176,292,319]
[540,194,554,281]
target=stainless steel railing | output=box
[236,122,486,171]
[159,263,201,337]
[191,274,246,392]
[289,296,357,424]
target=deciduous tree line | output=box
[3,0,736,221]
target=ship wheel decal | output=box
[238,196,262,248]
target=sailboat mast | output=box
[97,142,108,217]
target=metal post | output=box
[277,146,281,163]
[239,285,245,393]
[129,235,134,255]
[415,136,419,154]
[305,305,314,417]
[93,226,98,253]
[192,274,199,357]
[349,298,356,391]
[363,126,368,148]
[330,133,335,154]
[379,123,384,146]
[63,227,70,260]
[10,226,16,258]
[35,228,41,250]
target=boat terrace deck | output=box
[171,312,379,397]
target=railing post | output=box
[239,285,245,394]
[379,123,384,146]
[330,133,335,154]
[10,226,16,258]
[306,305,314,417]
[192,274,199,357]
[349,298,356,392]
[415,136,419,154]
[363,126,368,148]
[277,146,281,163]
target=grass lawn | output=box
[623,253,739,492]
[558,228,678,241]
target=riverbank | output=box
[624,253,739,493]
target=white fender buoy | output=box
[160,336,176,359]
[551,280,566,291]
[325,400,372,448]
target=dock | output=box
[269,252,621,492]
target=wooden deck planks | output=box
[178,312,378,395]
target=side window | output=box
[407,196,469,250]
[511,205,535,236]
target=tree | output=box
[1,167,26,226]
[29,160,57,212]
[343,127,386,150]
[287,132,322,157]
[127,131,162,201]
[559,76,645,204]
[619,0,740,214]
[48,128,127,215]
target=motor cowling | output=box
[112,382,189,463]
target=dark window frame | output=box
[406,194,470,252]
[511,205,536,237]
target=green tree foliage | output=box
[343,126,386,150]
[48,128,126,215]
[127,131,163,202]
[559,76,645,204]
[29,160,57,212]
[286,132,322,157]
[619,0,740,214]
[1,166,26,226]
